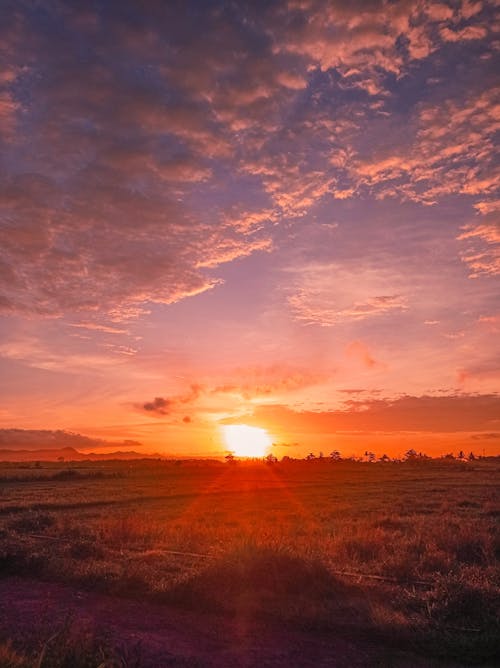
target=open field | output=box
[0,458,499,666]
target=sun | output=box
[222,424,272,458]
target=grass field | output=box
[0,457,498,666]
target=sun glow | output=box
[222,424,272,458]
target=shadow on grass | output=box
[160,546,499,664]
[163,546,372,632]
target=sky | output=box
[0,0,499,459]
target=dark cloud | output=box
[0,428,142,451]
[137,384,202,417]
[142,397,173,416]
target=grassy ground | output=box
[0,458,498,665]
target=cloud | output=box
[135,365,328,419]
[275,0,494,80]
[478,314,500,329]
[141,397,173,416]
[137,384,202,417]
[0,0,497,326]
[68,323,129,335]
[223,393,500,434]
[212,363,329,400]
[460,1,484,21]
[287,262,408,326]
[440,25,488,42]
[0,3,285,319]
[458,210,500,277]
[0,336,129,373]
[0,428,142,451]
[350,86,500,205]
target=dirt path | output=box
[0,577,461,667]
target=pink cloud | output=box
[440,25,488,41]
[68,322,129,335]
[458,222,500,244]
[0,0,497,327]
[196,237,273,269]
[478,314,500,325]
[458,211,500,276]
[349,87,500,204]
[474,199,500,215]
[460,0,484,20]
[212,363,329,400]
[425,3,455,21]
[287,263,408,326]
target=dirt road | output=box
[0,577,464,667]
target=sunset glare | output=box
[223,425,272,458]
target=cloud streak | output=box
[225,394,500,434]
[287,263,408,326]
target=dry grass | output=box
[0,458,499,664]
[0,626,142,668]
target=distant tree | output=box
[264,453,278,464]
[330,450,342,461]
[305,452,316,461]
[364,450,376,462]
[468,451,476,461]
[443,453,455,459]
[404,448,418,461]
[458,450,466,460]
[225,452,235,464]
[379,453,391,462]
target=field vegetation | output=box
[0,456,498,666]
